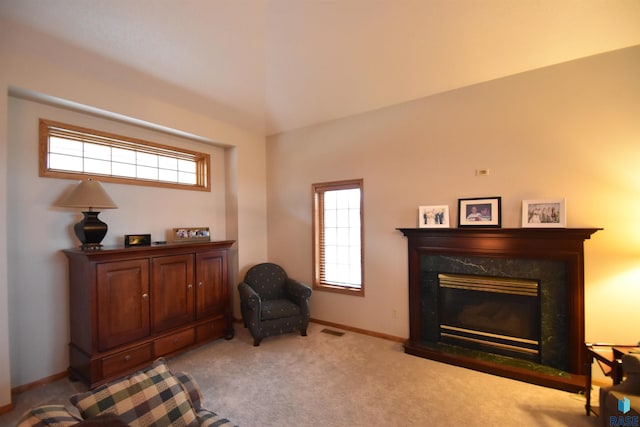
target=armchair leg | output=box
[253,338,262,346]
[301,328,307,337]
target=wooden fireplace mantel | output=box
[397,227,601,392]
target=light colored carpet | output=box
[1,322,599,426]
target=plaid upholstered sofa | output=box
[17,358,236,427]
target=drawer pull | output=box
[142,293,148,300]
[198,282,203,288]
[187,284,193,289]
[124,354,131,362]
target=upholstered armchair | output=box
[238,263,312,346]
[599,353,640,426]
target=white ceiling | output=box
[1,1,639,136]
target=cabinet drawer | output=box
[101,344,153,378]
[196,318,226,342]
[154,329,195,356]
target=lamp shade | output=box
[59,179,118,210]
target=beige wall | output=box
[267,46,640,344]
[0,18,268,402]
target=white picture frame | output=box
[522,199,566,228]
[418,205,450,228]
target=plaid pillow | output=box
[70,358,198,427]
[17,404,82,427]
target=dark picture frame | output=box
[124,234,151,247]
[458,196,502,228]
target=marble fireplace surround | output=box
[398,228,600,392]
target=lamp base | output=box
[74,211,108,249]
[80,242,104,250]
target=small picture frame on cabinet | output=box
[124,234,151,247]
[172,227,211,243]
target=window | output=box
[313,179,364,296]
[39,119,210,191]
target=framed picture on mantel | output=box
[418,205,450,228]
[458,197,501,228]
[522,199,566,228]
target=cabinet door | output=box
[151,254,195,332]
[195,250,228,318]
[97,259,150,351]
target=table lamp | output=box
[59,179,118,249]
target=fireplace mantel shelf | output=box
[398,227,601,392]
[398,227,602,237]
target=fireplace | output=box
[438,273,540,362]
[398,228,600,392]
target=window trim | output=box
[39,119,211,191]
[312,179,364,296]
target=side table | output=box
[584,343,640,416]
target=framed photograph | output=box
[418,205,450,228]
[124,234,151,247]
[458,197,502,227]
[522,199,566,228]
[172,227,211,243]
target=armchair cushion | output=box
[262,299,301,320]
[70,358,197,426]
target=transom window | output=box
[312,179,364,296]
[39,119,210,191]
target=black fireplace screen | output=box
[419,254,568,371]
[438,273,541,361]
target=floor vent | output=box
[321,328,345,337]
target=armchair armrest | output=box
[238,282,261,309]
[285,278,312,299]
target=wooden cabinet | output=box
[96,259,150,351]
[151,254,195,332]
[64,240,234,388]
[195,251,227,318]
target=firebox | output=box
[438,273,540,362]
